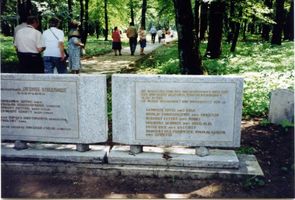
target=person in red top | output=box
[112,27,122,56]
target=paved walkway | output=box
[81,42,162,74]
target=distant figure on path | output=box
[139,26,147,55]
[14,16,45,73]
[42,17,67,74]
[68,20,84,74]
[112,27,122,56]
[126,22,138,56]
[157,29,163,43]
[149,26,157,44]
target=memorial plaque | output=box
[1,80,79,138]
[112,74,243,147]
[1,74,108,144]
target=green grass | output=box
[138,39,294,118]
[0,34,122,63]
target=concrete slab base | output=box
[1,154,263,180]
[1,142,109,163]
[108,145,240,169]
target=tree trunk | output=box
[17,0,32,23]
[68,0,73,31]
[79,0,89,46]
[199,1,208,40]
[205,0,225,59]
[230,10,242,52]
[283,0,294,40]
[130,0,134,24]
[194,0,200,41]
[173,0,203,75]
[104,0,108,41]
[140,0,147,29]
[271,0,285,45]
[242,21,247,41]
[227,0,235,43]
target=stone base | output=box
[108,145,239,169]
[1,142,109,163]
[1,154,263,180]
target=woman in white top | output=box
[42,17,67,73]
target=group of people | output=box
[111,23,173,56]
[112,22,147,56]
[14,16,84,74]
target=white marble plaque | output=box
[1,80,79,138]
[112,74,243,147]
[1,74,108,144]
[135,82,235,142]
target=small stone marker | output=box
[110,74,244,168]
[1,74,108,155]
[268,89,294,124]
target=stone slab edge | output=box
[1,154,263,180]
[108,146,239,169]
[1,144,110,163]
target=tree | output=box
[262,0,273,41]
[173,0,203,75]
[79,0,90,46]
[283,0,294,40]
[205,0,226,58]
[271,0,285,45]
[199,1,208,41]
[104,0,108,41]
[140,0,147,29]
[129,0,135,24]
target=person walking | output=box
[112,27,122,56]
[157,29,163,44]
[149,26,157,44]
[42,17,67,74]
[14,16,45,73]
[68,20,84,74]
[139,26,147,55]
[126,22,138,56]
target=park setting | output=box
[1,0,294,199]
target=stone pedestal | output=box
[109,146,240,169]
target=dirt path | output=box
[81,42,162,74]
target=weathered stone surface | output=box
[2,142,109,163]
[108,146,240,169]
[112,74,243,147]
[268,89,294,124]
[1,74,108,144]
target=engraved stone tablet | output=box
[1,74,107,144]
[112,74,243,147]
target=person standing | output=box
[157,29,163,43]
[14,16,45,73]
[149,26,157,44]
[139,26,147,55]
[112,27,122,56]
[68,20,84,74]
[42,17,67,74]
[126,22,138,56]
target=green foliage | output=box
[138,43,179,74]
[0,35,18,64]
[259,119,271,126]
[236,146,256,154]
[243,176,266,189]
